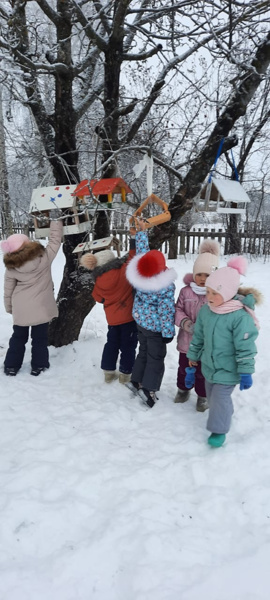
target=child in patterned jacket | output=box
[175,240,220,411]
[125,222,177,408]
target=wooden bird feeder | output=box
[194,178,251,215]
[129,193,171,229]
[29,184,92,238]
[73,177,132,212]
[72,235,121,257]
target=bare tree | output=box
[0,1,269,344]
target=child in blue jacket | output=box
[125,223,177,408]
[187,256,261,447]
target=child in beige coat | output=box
[1,220,63,376]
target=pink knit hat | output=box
[1,234,29,254]
[205,256,248,302]
[193,239,220,277]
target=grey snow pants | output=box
[205,380,235,434]
[131,325,167,392]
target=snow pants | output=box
[131,325,167,392]
[205,380,235,434]
[4,323,50,371]
[101,320,138,374]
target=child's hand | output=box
[137,217,147,231]
[182,319,194,334]
[188,360,198,367]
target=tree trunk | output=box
[48,234,95,346]
[0,87,13,236]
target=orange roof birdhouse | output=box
[73,178,132,205]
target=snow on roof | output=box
[29,184,78,212]
[210,178,251,203]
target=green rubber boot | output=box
[208,433,226,447]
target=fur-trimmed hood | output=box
[237,286,263,306]
[3,242,45,270]
[126,253,177,292]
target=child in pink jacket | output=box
[175,240,220,411]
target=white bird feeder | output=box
[29,184,92,238]
[72,235,121,257]
[194,178,251,215]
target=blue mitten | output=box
[239,373,253,391]
[185,366,196,389]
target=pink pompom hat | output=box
[205,256,248,302]
[1,233,29,254]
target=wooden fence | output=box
[1,225,270,256]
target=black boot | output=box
[4,367,19,376]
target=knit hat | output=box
[205,256,248,302]
[1,233,29,254]
[80,249,115,270]
[193,240,220,277]
[126,249,177,292]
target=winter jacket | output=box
[175,273,207,353]
[187,289,259,385]
[91,245,136,326]
[126,231,177,338]
[3,221,62,327]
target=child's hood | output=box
[3,242,45,271]
[236,286,263,309]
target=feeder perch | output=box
[73,178,132,211]
[29,184,92,238]
[130,193,171,229]
[73,235,121,257]
[194,178,251,215]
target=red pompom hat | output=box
[126,249,177,292]
[137,250,166,277]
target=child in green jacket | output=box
[187,256,261,447]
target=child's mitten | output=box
[185,366,196,388]
[239,373,253,391]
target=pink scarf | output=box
[209,299,260,329]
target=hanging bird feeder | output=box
[129,193,171,229]
[194,140,251,215]
[72,178,132,212]
[72,235,121,257]
[29,184,92,238]
[194,177,251,215]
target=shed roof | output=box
[73,178,132,197]
[30,184,78,212]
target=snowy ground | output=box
[0,245,270,600]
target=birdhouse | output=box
[194,178,251,215]
[29,185,92,238]
[73,177,132,212]
[72,236,121,257]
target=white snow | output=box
[1,247,270,600]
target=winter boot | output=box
[174,389,190,403]
[196,396,209,412]
[104,370,118,383]
[208,433,226,448]
[31,367,49,376]
[138,388,158,409]
[125,380,141,395]
[119,372,131,384]
[4,367,19,376]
